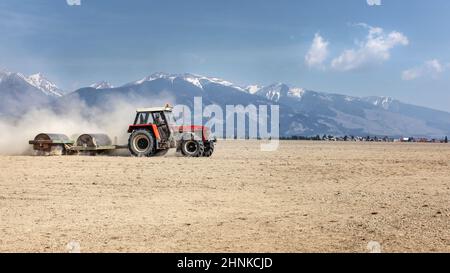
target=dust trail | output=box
[0,95,173,155]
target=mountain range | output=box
[1,69,450,137]
[0,70,62,118]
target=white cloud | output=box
[401,68,422,81]
[331,24,409,71]
[367,0,382,6]
[305,33,329,68]
[402,59,445,80]
[66,0,81,6]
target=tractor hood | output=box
[174,125,214,141]
[175,125,208,132]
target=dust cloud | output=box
[0,95,172,155]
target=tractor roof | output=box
[136,106,173,113]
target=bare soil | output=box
[0,140,449,252]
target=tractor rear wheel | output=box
[128,129,155,157]
[202,141,214,157]
[181,140,204,157]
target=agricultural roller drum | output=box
[28,133,74,156]
[71,133,116,155]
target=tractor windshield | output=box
[164,111,177,126]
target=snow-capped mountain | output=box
[26,73,63,97]
[255,83,306,102]
[0,69,11,82]
[362,96,399,110]
[0,70,62,97]
[61,72,450,137]
[0,70,62,116]
[245,85,262,94]
[90,81,114,89]
[252,83,450,137]
[125,72,246,92]
[126,72,175,86]
[0,70,34,87]
[63,72,270,112]
[2,69,450,137]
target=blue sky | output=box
[1,0,450,111]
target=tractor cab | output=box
[128,105,176,151]
[131,107,175,138]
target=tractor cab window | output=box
[153,112,166,126]
[135,112,154,125]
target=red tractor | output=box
[127,105,216,157]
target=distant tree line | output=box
[278,134,450,143]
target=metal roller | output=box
[29,133,74,156]
[76,134,112,148]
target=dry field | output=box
[0,140,449,253]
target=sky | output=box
[1,0,450,111]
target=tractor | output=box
[127,105,216,157]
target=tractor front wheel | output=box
[202,141,214,157]
[181,140,204,157]
[128,129,155,157]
